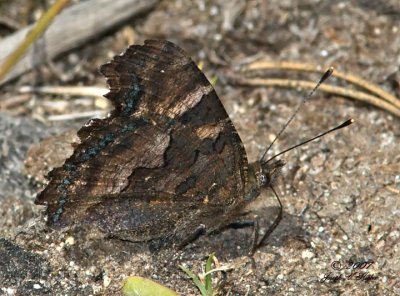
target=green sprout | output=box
[180,253,224,296]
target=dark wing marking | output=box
[35,40,249,241]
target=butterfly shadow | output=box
[178,205,310,260]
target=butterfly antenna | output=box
[260,67,334,162]
[266,118,354,163]
[255,119,353,248]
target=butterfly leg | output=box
[232,190,283,255]
[228,218,259,255]
[257,185,283,247]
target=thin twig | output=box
[237,78,400,118]
[47,110,107,121]
[19,85,107,97]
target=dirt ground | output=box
[0,0,399,295]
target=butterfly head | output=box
[257,159,285,188]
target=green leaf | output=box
[122,276,179,296]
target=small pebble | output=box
[65,236,75,245]
[302,250,315,259]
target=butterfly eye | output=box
[259,173,268,187]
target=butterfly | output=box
[36,40,334,252]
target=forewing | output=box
[36,40,249,238]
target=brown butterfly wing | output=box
[36,40,249,242]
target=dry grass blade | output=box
[238,78,400,118]
[241,61,400,117]
[0,0,71,82]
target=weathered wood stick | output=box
[0,0,158,85]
